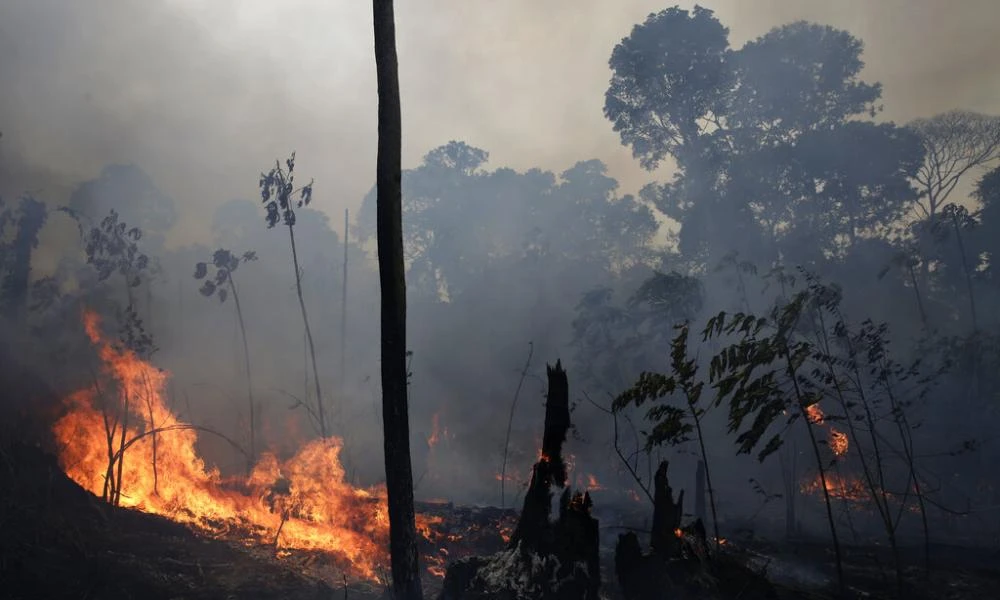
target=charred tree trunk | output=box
[510,360,571,551]
[374,1,422,598]
[441,362,600,600]
[615,460,778,600]
[340,207,349,398]
[650,461,684,558]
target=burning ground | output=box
[30,310,518,593]
[1,310,1000,599]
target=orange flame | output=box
[428,412,446,449]
[804,402,849,458]
[805,403,825,425]
[799,472,867,502]
[829,428,849,457]
[53,310,442,581]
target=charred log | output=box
[439,361,599,600]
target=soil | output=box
[3,441,999,599]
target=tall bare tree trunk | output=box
[341,208,349,396]
[374,1,422,598]
[228,272,256,473]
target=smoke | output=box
[5,0,996,237]
[2,0,999,542]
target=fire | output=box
[53,310,442,581]
[799,472,867,502]
[804,402,848,458]
[805,403,825,425]
[427,412,449,450]
[829,428,849,457]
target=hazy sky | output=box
[2,0,998,245]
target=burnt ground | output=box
[2,440,1000,600]
[0,441,362,600]
[0,348,996,600]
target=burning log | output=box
[615,460,778,600]
[439,361,600,600]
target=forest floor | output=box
[2,440,998,600]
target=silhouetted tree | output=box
[68,164,176,253]
[0,195,47,320]
[259,155,329,439]
[907,110,1000,222]
[194,248,260,471]
[358,144,657,300]
[374,0,422,597]
[607,8,921,268]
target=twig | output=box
[582,390,653,504]
[500,341,533,509]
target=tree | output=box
[78,210,157,506]
[572,270,704,397]
[974,166,1000,282]
[258,155,329,439]
[373,0,422,597]
[604,5,732,171]
[906,111,1000,294]
[606,10,917,269]
[0,195,47,320]
[68,164,176,253]
[907,110,1000,221]
[358,145,657,300]
[614,323,722,548]
[194,248,260,472]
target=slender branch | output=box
[500,341,533,509]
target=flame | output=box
[805,403,825,425]
[799,472,867,502]
[829,428,849,457]
[804,402,849,458]
[53,310,445,581]
[427,412,448,450]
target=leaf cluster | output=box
[612,323,705,451]
[83,210,149,287]
[194,248,257,303]
[259,153,314,229]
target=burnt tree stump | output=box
[615,460,777,600]
[440,361,600,600]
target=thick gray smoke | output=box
[2,0,999,546]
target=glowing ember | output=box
[52,310,443,582]
[799,472,867,502]
[805,403,825,425]
[829,428,849,457]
